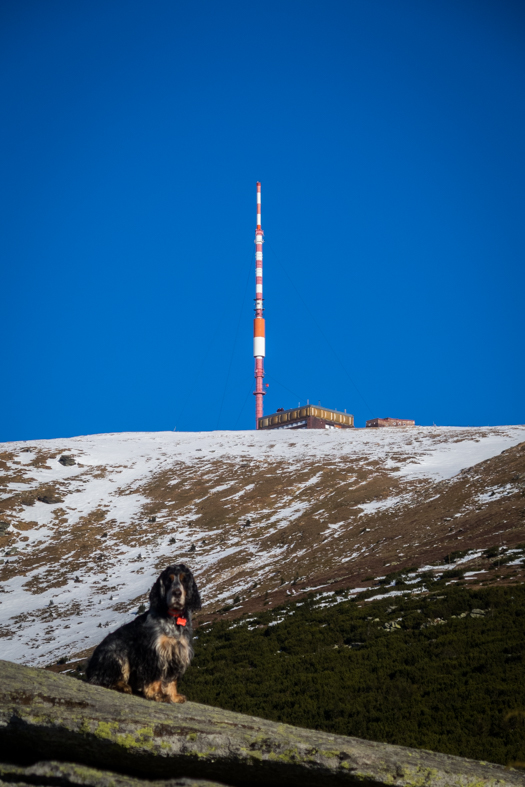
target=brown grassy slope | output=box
[0,433,523,662]
[194,439,525,623]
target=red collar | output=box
[167,609,187,626]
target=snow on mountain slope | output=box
[0,425,524,667]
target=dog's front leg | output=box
[163,680,186,703]
[142,680,165,702]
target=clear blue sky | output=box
[1,0,524,440]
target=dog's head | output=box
[149,564,202,617]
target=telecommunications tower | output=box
[253,182,265,428]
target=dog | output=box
[86,564,201,703]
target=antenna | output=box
[253,181,265,428]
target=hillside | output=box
[0,425,524,667]
[180,580,525,767]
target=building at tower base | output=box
[366,417,415,428]
[258,405,354,431]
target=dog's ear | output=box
[182,566,202,612]
[149,572,167,611]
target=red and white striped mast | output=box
[253,181,265,428]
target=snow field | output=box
[0,424,523,666]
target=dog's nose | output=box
[173,588,182,597]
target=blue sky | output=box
[1,0,524,440]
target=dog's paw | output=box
[112,680,133,695]
[161,692,186,703]
[161,681,186,703]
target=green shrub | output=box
[491,553,520,568]
[183,584,525,768]
[379,570,404,585]
[441,569,465,579]
[446,549,470,563]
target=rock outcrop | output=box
[0,761,224,787]
[0,659,521,787]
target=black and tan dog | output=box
[86,564,201,703]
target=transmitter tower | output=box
[253,182,265,428]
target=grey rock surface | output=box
[0,761,227,787]
[0,659,522,787]
[37,494,63,504]
[59,456,76,467]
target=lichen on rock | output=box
[0,659,522,787]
